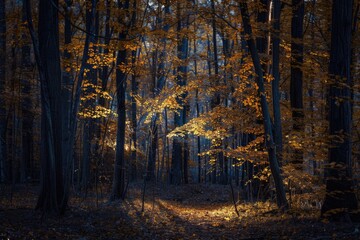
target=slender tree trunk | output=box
[205,35,216,184]
[171,2,189,185]
[81,0,98,192]
[97,0,112,183]
[222,33,234,185]
[20,2,33,183]
[62,0,95,211]
[62,0,73,199]
[290,0,305,170]
[321,0,358,221]
[239,0,288,210]
[210,0,223,184]
[147,2,170,182]
[129,0,138,181]
[272,0,283,164]
[147,118,157,181]
[0,0,6,183]
[110,0,129,201]
[256,0,269,54]
[194,35,202,183]
[130,49,138,181]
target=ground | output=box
[0,183,359,239]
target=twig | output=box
[230,180,240,217]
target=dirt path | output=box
[1,183,360,239]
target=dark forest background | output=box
[0,1,360,237]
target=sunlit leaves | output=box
[79,80,115,119]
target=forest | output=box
[0,0,360,239]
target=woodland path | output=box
[0,183,359,239]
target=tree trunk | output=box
[130,50,138,181]
[110,0,129,201]
[210,0,224,184]
[81,0,98,192]
[272,0,283,164]
[97,0,112,184]
[0,0,6,183]
[129,0,138,181]
[61,0,73,204]
[321,0,358,221]
[171,2,189,185]
[239,0,288,210]
[20,2,33,183]
[194,35,201,183]
[25,0,64,215]
[290,0,305,170]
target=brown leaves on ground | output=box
[0,183,359,239]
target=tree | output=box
[210,0,224,185]
[321,0,358,221]
[290,0,305,170]
[146,0,173,182]
[80,0,98,193]
[170,1,190,185]
[25,0,65,214]
[130,0,138,181]
[110,0,130,201]
[239,0,288,210]
[272,0,283,164]
[0,0,6,183]
[21,1,34,183]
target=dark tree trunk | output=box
[210,0,223,184]
[152,1,171,183]
[0,0,6,183]
[61,0,73,209]
[81,122,91,192]
[147,1,170,182]
[129,0,138,181]
[239,0,288,210]
[256,0,269,54]
[37,0,64,214]
[171,2,189,185]
[290,0,305,170]
[221,32,234,186]
[321,0,358,221]
[98,0,112,172]
[130,49,138,181]
[110,0,129,201]
[147,119,157,181]
[194,35,201,183]
[206,35,217,184]
[272,0,283,164]
[253,0,270,198]
[21,1,33,183]
[81,0,98,192]
[25,0,65,215]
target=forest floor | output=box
[1,182,360,239]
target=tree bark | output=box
[130,49,138,181]
[171,2,189,185]
[272,0,283,164]
[210,0,224,184]
[0,0,6,183]
[110,0,129,201]
[321,0,358,221]
[21,1,33,183]
[25,0,64,215]
[290,0,305,170]
[81,0,98,193]
[239,0,288,210]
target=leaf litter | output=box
[0,183,359,239]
